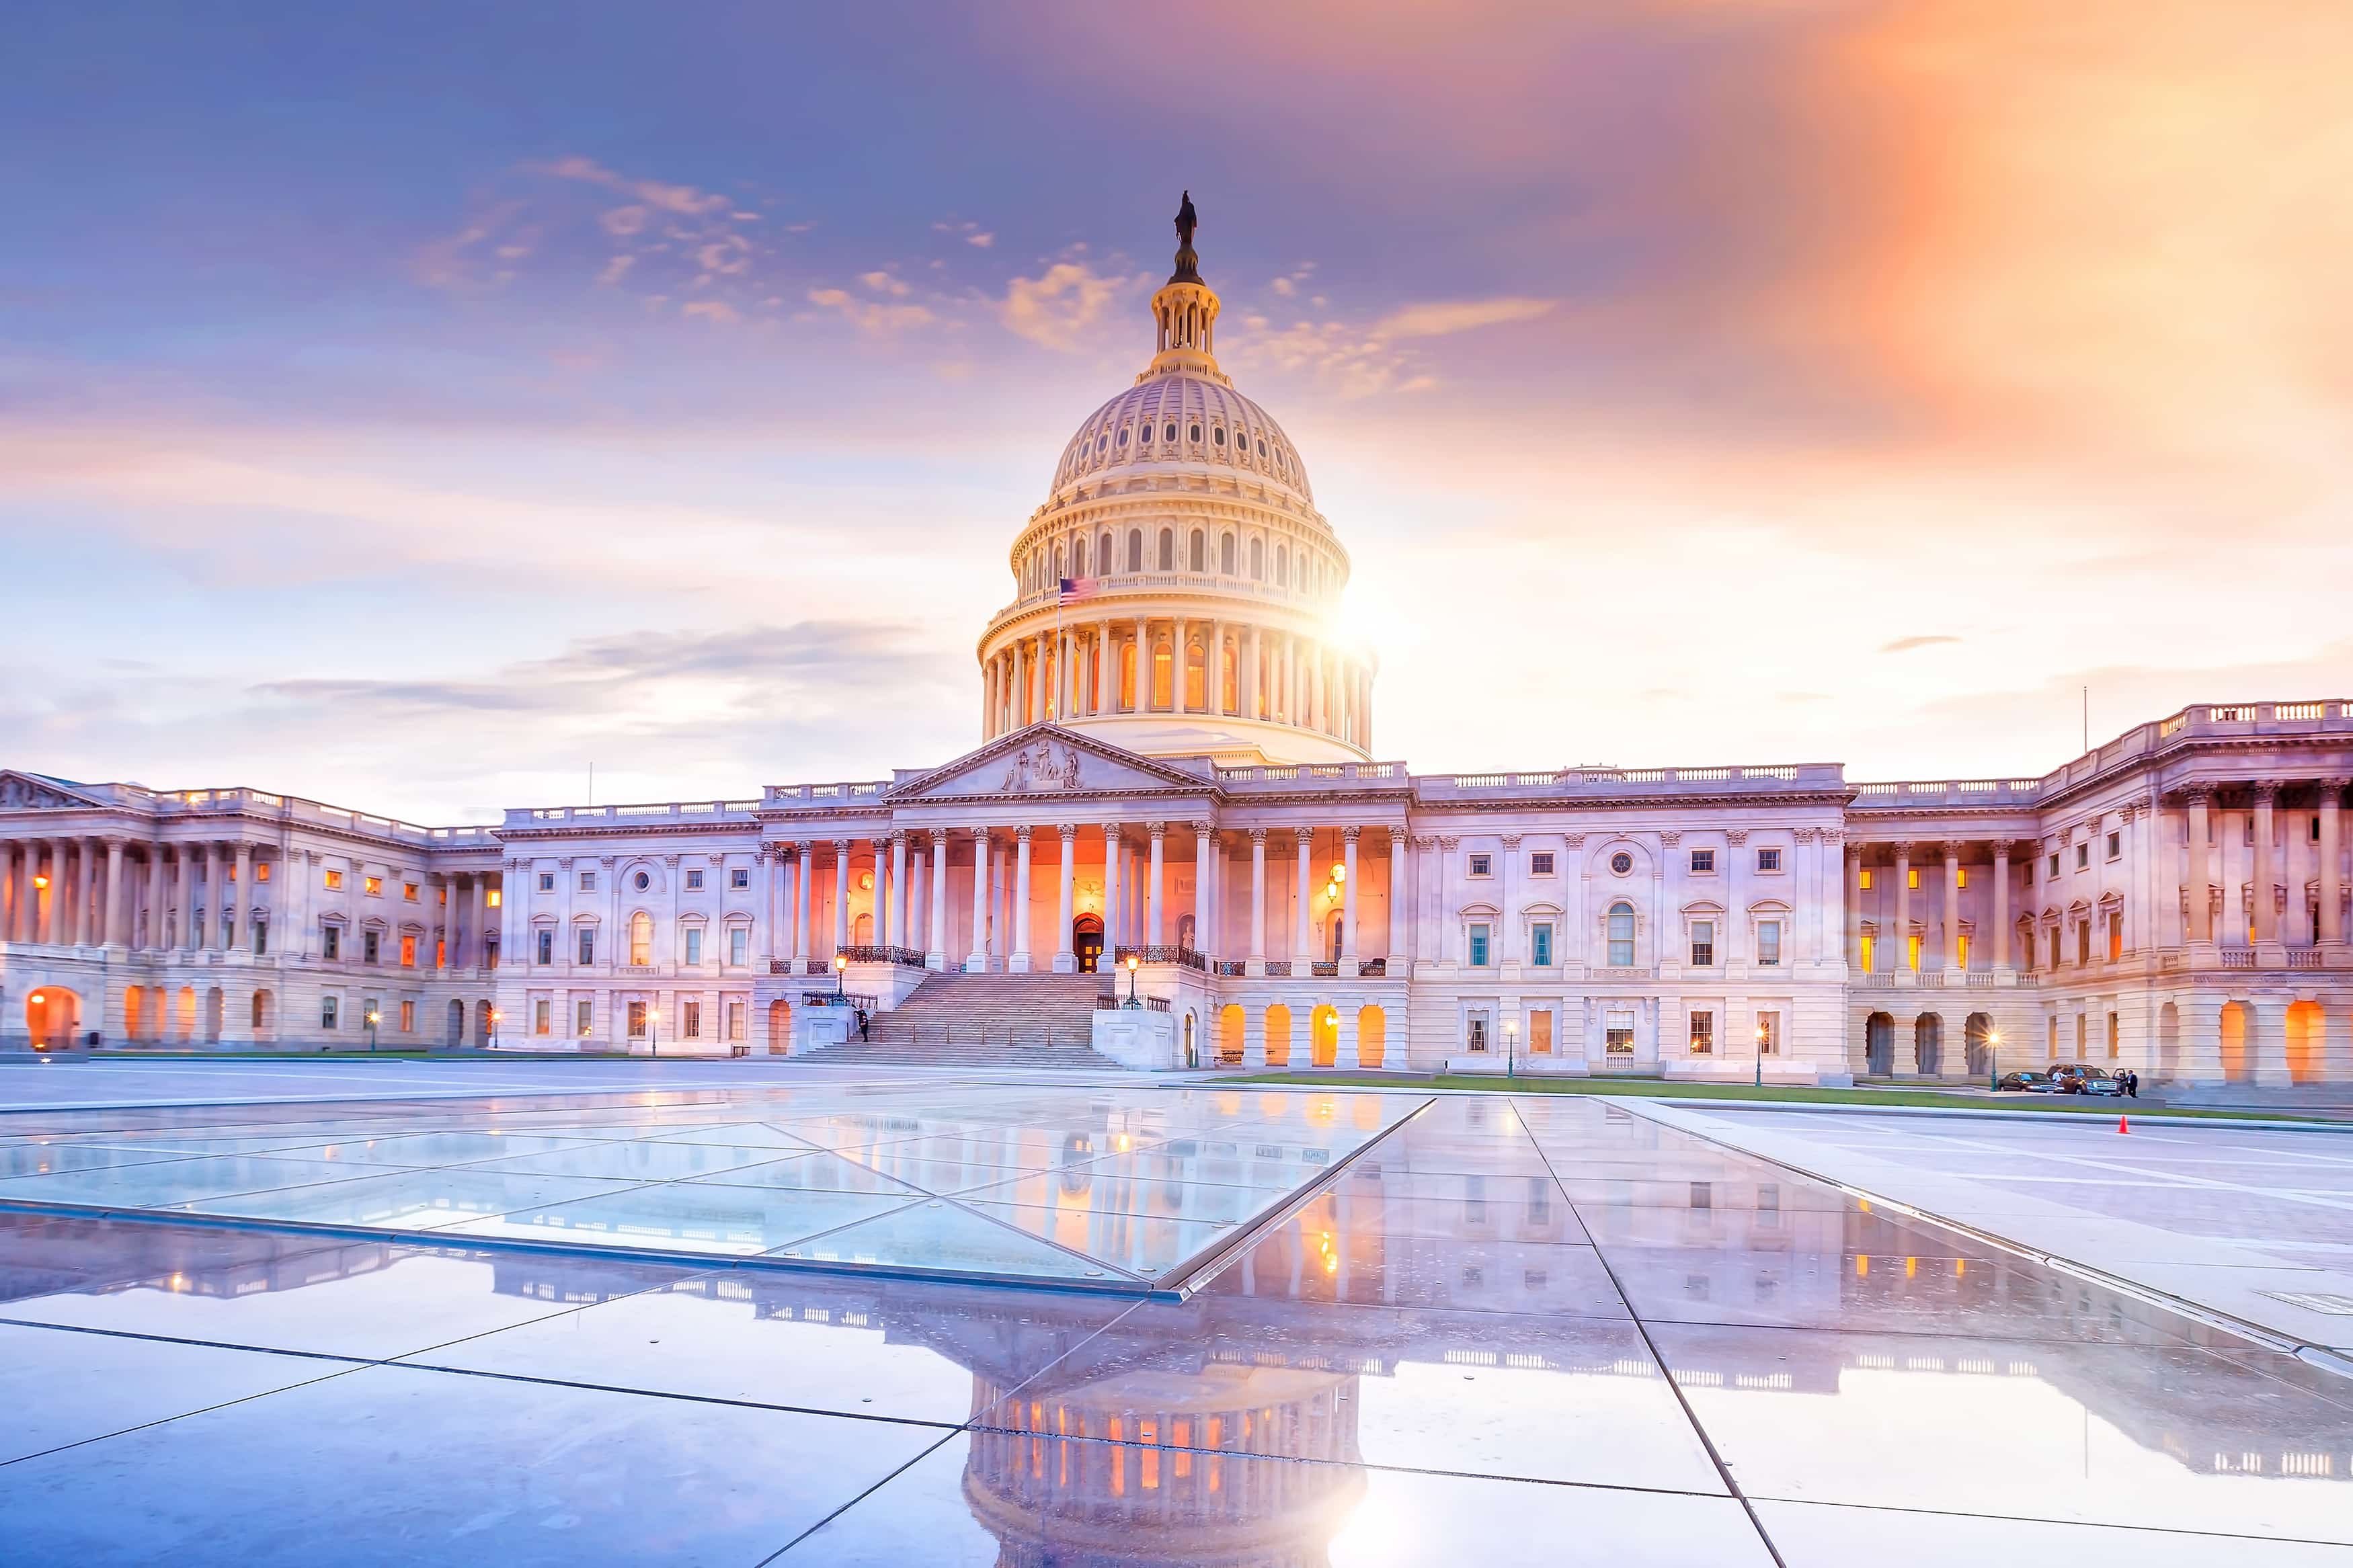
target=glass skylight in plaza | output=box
[0,1083,1429,1290]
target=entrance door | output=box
[1073,915,1104,974]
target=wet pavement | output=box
[1,1080,2348,1565]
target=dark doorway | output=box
[1074,914,1104,973]
[1865,1012,1895,1075]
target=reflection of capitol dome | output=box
[978,195,1373,766]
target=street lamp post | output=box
[834,949,848,997]
[1754,1022,1766,1089]
[648,1005,660,1059]
[488,1008,500,1053]
[1987,1029,2001,1091]
[1505,1017,1517,1079]
[365,1008,380,1054]
[1123,951,1140,1007]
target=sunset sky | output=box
[4,1,2348,823]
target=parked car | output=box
[1994,1070,2055,1093]
[2049,1064,2124,1096]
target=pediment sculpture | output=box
[1001,739,1084,794]
[0,774,89,811]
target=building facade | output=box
[3,213,2348,1084]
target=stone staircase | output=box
[812,971,1128,1069]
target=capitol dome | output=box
[977,195,1373,767]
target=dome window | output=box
[1212,427,1225,446]
[1256,438,1267,456]
[1164,422,1177,442]
[1189,422,1201,442]
[1117,427,1129,447]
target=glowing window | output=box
[629,911,653,966]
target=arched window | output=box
[1100,530,1113,575]
[1250,536,1263,579]
[1164,421,1176,442]
[1053,542,1065,581]
[629,911,653,967]
[1275,544,1289,587]
[1120,638,1138,708]
[1151,636,1174,708]
[1189,530,1205,573]
[1220,636,1238,714]
[1072,536,1086,577]
[1184,637,1206,710]
[1188,421,1202,443]
[1607,903,1635,968]
[1158,528,1174,571]
[1219,532,1236,575]
[1127,530,1144,573]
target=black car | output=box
[1994,1070,2055,1093]
[2049,1064,2124,1096]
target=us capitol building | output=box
[3,202,2349,1087]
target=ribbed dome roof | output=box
[1048,373,1312,503]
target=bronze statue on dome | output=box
[1170,190,1202,284]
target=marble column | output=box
[73,838,95,946]
[103,838,126,947]
[928,829,950,968]
[1388,827,1409,962]
[967,827,990,971]
[832,840,851,954]
[1054,824,1077,972]
[889,834,908,951]
[1102,823,1122,950]
[2184,788,2215,943]
[1011,825,1034,972]
[1942,841,1963,975]
[1146,823,1166,946]
[1293,827,1315,966]
[472,874,488,968]
[1892,843,1913,975]
[1193,823,1213,955]
[2321,781,2347,947]
[1132,616,1148,710]
[1248,827,1267,973]
[1993,843,2012,971]
[1340,826,1360,964]
[2250,782,2280,946]
[793,842,813,964]
[144,843,165,952]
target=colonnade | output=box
[0,835,267,953]
[982,618,1371,751]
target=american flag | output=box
[1059,576,1103,605]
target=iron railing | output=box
[1095,994,1171,1012]
[1115,944,1206,972]
[838,944,926,967]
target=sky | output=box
[3,1,2348,824]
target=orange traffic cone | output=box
[2117,1115,2130,1134]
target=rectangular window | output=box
[2108,913,2122,962]
[2048,929,2061,968]
[731,867,750,890]
[1529,923,1553,967]
[1956,933,1972,968]
[1468,923,1491,967]
[539,872,555,892]
[684,928,703,966]
[399,999,415,1033]
[1528,1009,1552,1055]
[729,927,748,966]
[403,882,420,902]
[364,875,383,897]
[2048,853,2061,878]
[682,1000,701,1038]
[1758,1011,1781,1055]
[1756,848,1781,872]
[2075,843,2089,870]
[324,868,345,891]
[1467,853,1492,878]
[686,868,705,890]
[434,939,445,968]
[535,930,553,965]
[579,871,596,892]
[1605,1010,1635,1055]
[1528,852,1554,876]
[1689,1010,1714,1055]
[1907,867,1920,890]
[2108,1010,2120,1059]
[363,930,381,965]
[1689,849,1716,874]
[2022,860,2034,884]
[2077,921,2090,964]
[399,934,417,968]
[1956,866,1969,889]
[578,928,596,965]
[485,889,500,908]
[575,999,594,1037]
[727,1001,745,1042]
[533,999,551,1036]
[1859,934,1875,972]
[1757,921,1782,966]
[253,922,268,957]
[1858,868,1874,891]
[1689,921,1714,968]
[362,998,380,1033]
[255,862,270,882]
[321,996,339,1030]
[1466,1016,1489,1053]
[2106,831,2121,860]
[1907,933,1922,971]
[322,925,341,960]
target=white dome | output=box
[1048,373,1313,504]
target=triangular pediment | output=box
[0,771,105,812]
[890,726,1215,804]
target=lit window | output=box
[1860,934,1875,971]
[1757,1012,1780,1056]
[1957,934,1972,968]
[399,1000,415,1033]
[1466,1016,1489,1053]
[1529,1009,1554,1055]
[1607,902,1635,966]
[254,862,270,882]
[1756,848,1781,872]
[321,996,339,1030]
[1605,1010,1635,1055]
[1757,921,1782,966]
[325,868,344,891]
[730,927,749,966]
[629,911,652,966]
[1530,923,1554,967]
[1858,868,1874,891]
[1906,868,1919,890]
[1468,923,1492,967]
[403,882,420,902]
[575,999,594,1037]
[1689,1011,1714,1055]
[1690,921,1714,967]
[1467,853,1492,877]
[533,1000,550,1036]
[1956,867,1968,889]
[1907,934,1922,971]
[627,1001,647,1039]
[1690,849,1715,874]
[730,867,750,890]
[682,1000,701,1038]
[2108,913,2122,962]
[399,934,417,968]
[1529,852,1555,876]
[684,927,703,966]
[485,889,500,908]
[685,868,704,891]
[364,875,383,897]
